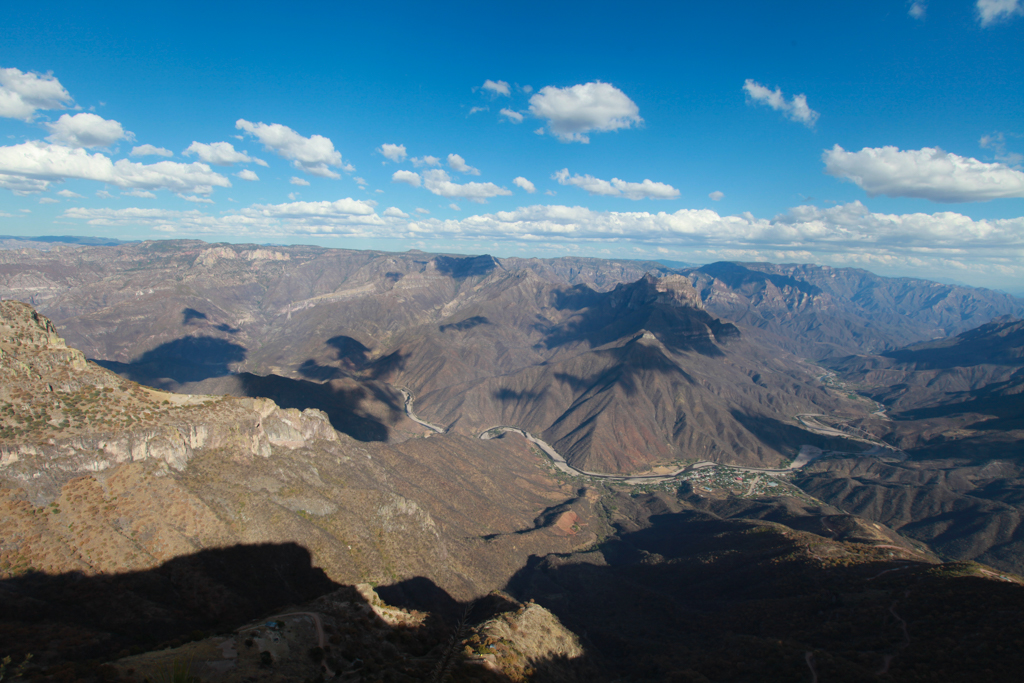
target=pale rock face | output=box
[0,301,342,501]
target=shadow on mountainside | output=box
[0,543,339,670]
[432,254,499,279]
[543,280,736,357]
[234,373,395,442]
[93,335,248,388]
[503,509,1024,682]
[698,261,823,297]
[0,543,553,683]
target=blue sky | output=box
[1,1,1023,290]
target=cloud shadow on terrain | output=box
[729,409,868,456]
[233,373,395,442]
[94,336,248,387]
[432,254,498,278]
[542,282,735,357]
[698,261,823,297]
[439,315,491,333]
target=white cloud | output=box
[383,207,409,218]
[468,106,488,116]
[909,1,926,19]
[288,192,299,201]
[39,196,59,204]
[378,143,407,163]
[823,144,1024,202]
[449,203,461,211]
[96,190,113,199]
[553,168,680,200]
[447,153,480,175]
[184,141,266,166]
[45,113,132,149]
[131,144,174,158]
[354,176,367,187]
[123,189,156,198]
[392,170,422,187]
[235,169,259,181]
[412,155,441,167]
[179,194,214,204]
[521,85,533,94]
[499,108,524,124]
[513,176,536,193]
[56,189,82,198]
[977,0,1022,25]
[980,132,1024,166]
[0,67,73,121]
[481,79,511,97]
[709,191,724,201]
[0,141,232,196]
[743,79,819,128]
[422,169,511,203]
[529,81,642,143]
[76,199,1017,279]
[545,189,556,196]
[290,176,310,186]
[236,119,347,178]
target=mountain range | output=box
[2,239,1024,681]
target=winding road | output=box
[395,387,903,486]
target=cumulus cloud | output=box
[179,194,214,204]
[39,196,59,204]
[131,144,174,158]
[184,141,266,166]
[909,1,926,19]
[290,176,310,186]
[449,203,461,211]
[481,79,511,96]
[499,108,524,123]
[56,189,82,198]
[709,191,724,201]
[980,132,1024,166]
[236,119,347,178]
[0,141,232,196]
[96,190,113,199]
[123,189,156,198]
[45,113,132,148]
[383,207,409,218]
[378,143,407,163]
[392,170,422,187]
[823,144,1024,202]
[513,176,536,193]
[553,169,680,200]
[743,79,819,128]
[0,67,73,121]
[61,197,384,237]
[412,156,441,167]
[529,81,642,143]
[416,208,430,214]
[977,0,1022,25]
[235,169,259,181]
[354,176,367,187]
[468,106,488,116]
[422,169,511,203]
[447,154,480,175]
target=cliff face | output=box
[0,301,601,599]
